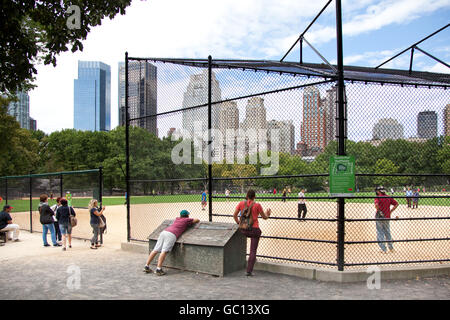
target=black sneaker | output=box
[62,247,66,251]
[155,268,166,276]
[143,266,152,274]
[53,243,62,247]
[44,244,51,247]
[246,272,253,277]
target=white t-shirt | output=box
[298,192,305,204]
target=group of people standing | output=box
[405,187,420,209]
[38,194,106,250]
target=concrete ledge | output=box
[121,242,450,282]
[254,261,316,280]
[121,241,147,254]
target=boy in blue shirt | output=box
[201,190,207,211]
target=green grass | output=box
[4,192,448,212]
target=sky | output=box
[28,0,450,137]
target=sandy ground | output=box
[8,200,450,269]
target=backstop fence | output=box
[124,56,450,271]
[0,168,103,240]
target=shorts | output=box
[152,231,177,253]
[201,201,207,205]
[59,224,72,235]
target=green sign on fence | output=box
[329,155,355,197]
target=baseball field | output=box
[7,193,450,270]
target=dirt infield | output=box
[9,200,450,269]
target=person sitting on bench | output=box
[0,205,20,242]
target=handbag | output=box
[98,214,106,228]
[70,215,77,227]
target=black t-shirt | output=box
[0,211,12,230]
[90,207,100,225]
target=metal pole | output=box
[125,52,131,242]
[99,166,103,206]
[5,178,7,205]
[409,47,415,74]
[300,38,303,64]
[335,0,346,272]
[60,174,63,198]
[29,172,33,233]
[208,55,213,222]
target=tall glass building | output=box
[7,91,30,129]
[74,61,111,131]
[417,111,437,139]
[118,61,157,135]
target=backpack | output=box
[239,201,254,231]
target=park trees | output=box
[0,97,39,176]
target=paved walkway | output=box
[0,232,449,300]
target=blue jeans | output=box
[42,223,57,245]
[376,219,393,252]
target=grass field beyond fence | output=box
[3,192,449,213]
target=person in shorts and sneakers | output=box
[143,210,199,275]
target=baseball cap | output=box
[3,204,13,210]
[375,186,386,193]
[180,210,190,217]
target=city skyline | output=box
[74,61,111,132]
[26,1,449,134]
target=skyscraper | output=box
[241,97,268,156]
[443,104,450,137]
[217,100,239,161]
[417,111,437,139]
[7,91,30,129]
[181,69,221,137]
[267,119,295,154]
[301,86,327,153]
[118,61,158,135]
[372,118,404,140]
[74,61,111,131]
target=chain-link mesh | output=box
[126,57,450,270]
[0,169,101,240]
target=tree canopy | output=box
[0,0,132,94]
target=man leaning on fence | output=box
[374,186,398,254]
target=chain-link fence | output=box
[0,168,102,240]
[125,56,450,271]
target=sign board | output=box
[329,155,355,197]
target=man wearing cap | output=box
[143,210,200,275]
[374,186,398,253]
[0,205,20,242]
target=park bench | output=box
[148,220,246,276]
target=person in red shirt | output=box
[143,210,199,275]
[233,189,271,276]
[374,186,399,254]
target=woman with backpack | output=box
[56,198,76,251]
[88,199,105,249]
[233,189,271,277]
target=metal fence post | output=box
[335,0,346,271]
[60,174,63,198]
[29,172,33,233]
[208,55,213,222]
[99,166,103,206]
[5,177,7,204]
[125,51,131,242]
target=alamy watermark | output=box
[171,121,280,175]
[66,264,81,291]
[66,5,81,30]
[366,266,381,290]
